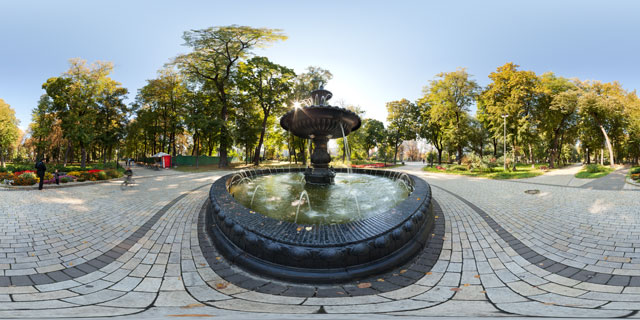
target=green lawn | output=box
[422,163,546,179]
[574,165,615,179]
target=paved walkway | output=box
[1,163,640,318]
[582,167,630,191]
[522,163,590,187]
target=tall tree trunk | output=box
[218,102,229,167]
[254,110,270,166]
[393,140,399,164]
[549,137,559,169]
[457,145,462,165]
[528,143,534,168]
[1,152,5,168]
[194,132,200,169]
[64,142,71,167]
[81,144,87,169]
[599,125,615,168]
[492,137,498,157]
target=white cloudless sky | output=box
[1,0,639,131]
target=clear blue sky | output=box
[2,0,639,131]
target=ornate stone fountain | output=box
[280,87,361,185]
[206,88,435,283]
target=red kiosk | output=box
[152,152,171,169]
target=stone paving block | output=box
[12,290,77,302]
[0,299,75,310]
[0,305,142,318]
[506,281,546,296]
[538,282,586,297]
[496,301,632,318]
[480,273,504,288]
[485,287,528,303]
[379,284,430,300]
[212,299,320,313]
[530,292,607,308]
[390,300,507,317]
[99,291,156,308]
[134,277,162,292]
[71,279,113,295]
[110,276,143,292]
[452,284,487,301]
[153,290,201,307]
[324,299,437,314]
[413,286,456,302]
[414,272,443,287]
[63,289,125,305]
[186,285,231,302]
[233,291,306,305]
[160,276,185,291]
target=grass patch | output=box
[574,164,615,179]
[422,163,545,179]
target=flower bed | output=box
[350,163,394,168]
[0,167,122,187]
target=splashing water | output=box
[250,185,265,207]
[294,190,312,224]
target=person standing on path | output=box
[35,158,46,190]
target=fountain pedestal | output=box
[279,87,361,186]
[306,135,335,185]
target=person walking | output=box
[35,158,46,190]
[54,169,60,185]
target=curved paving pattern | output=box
[0,164,640,318]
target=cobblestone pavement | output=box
[1,163,640,318]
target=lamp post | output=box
[502,114,508,170]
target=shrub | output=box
[465,154,496,172]
[449,165,467,171]
[0,172,14,181]
[540,165,549,171]
[14,170,35,177]
[586,164,604,173]
[67,171,82,177]
[631,173,640,181]
[14,172,38,186]
[631,167,640,174]
[96,171,108,180]
[105,169,120,178]
[61,177,70,183]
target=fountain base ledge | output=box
[206,167,435,283]
[304,167,336,185]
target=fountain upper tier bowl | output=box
[280,105,361,139]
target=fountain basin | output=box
[206,168,434,283]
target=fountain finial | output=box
[311,86,332,106]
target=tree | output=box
[95,77,129,165]
[42,59,121,168]
[577,81,627,167]
[477,63,541,169]
[237,56,295,165]
[386,99,418,163]
[175,25,286,167]
[0,99,20,167]
[416,96,446,164]
[362,119,385,159]
[536,73,578,168]
[467,117,489,157]
[423,68,479,164]
[135,68,187,157]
